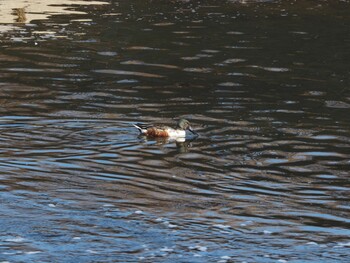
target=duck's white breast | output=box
[166,128,186,138]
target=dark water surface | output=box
[1,0,350,262]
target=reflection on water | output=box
[137,135,196,153]
[1,0,350,262]
[0,0,108,32]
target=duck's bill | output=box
[188,127,198,136]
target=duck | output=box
[133,119,197,138]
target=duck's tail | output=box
[133,124,146,134]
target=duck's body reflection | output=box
[138,135,197,153]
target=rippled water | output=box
[1,0,350,262]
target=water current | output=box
[0,0,349,262]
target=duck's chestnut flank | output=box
[146,127,169,137]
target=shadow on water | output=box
[0,0,350,262]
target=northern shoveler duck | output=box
[133,119,197,138]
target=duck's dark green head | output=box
[177,119,197,135]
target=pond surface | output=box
[0,0,350,262]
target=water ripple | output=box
[0,0,349,262]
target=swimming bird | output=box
[133,119,197,138]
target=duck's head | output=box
[177,119,197,135]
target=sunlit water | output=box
[0,0,350,262]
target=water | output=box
[0,0,350,262]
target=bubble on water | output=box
[134,210,143,214]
